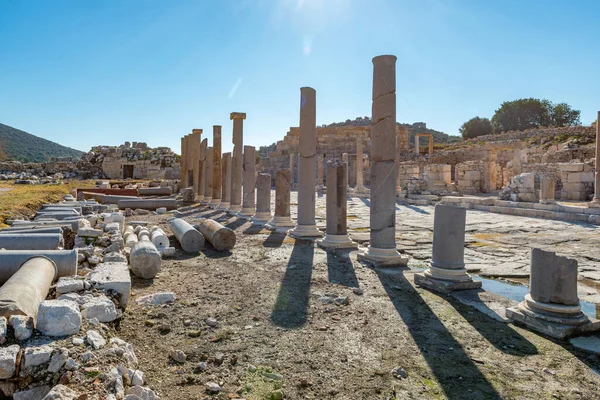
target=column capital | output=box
[230,112,247,120]
[192,129,203,135]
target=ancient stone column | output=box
[316,155,324,190]
[506,248,600,339]
[202,147,213,205]
[195,219,236,251]
[355,134,366,192]
[317,159,357,249]
[358,55,406,266]
[209,126,222,208]
[342,153,349,189]
[289,87,323,238]
[239,146,257,218]
[180,136,186,182]
[428,136,434,155]
[218,152,232,210]
[170,218,205,252]
[539,176,556,204]
[591,111,600,207]
[229,112,246,213]
[267,169,296,231]
[197,138,207,201]
[414,205,481,292]
[252,173,272,225]
[191,129,202,196]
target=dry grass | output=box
[0,180,95,227]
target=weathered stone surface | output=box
[23,345,53,369]
[86,330,106,349]
[0,345,19,379]
[0,316,6,344]
[41,384,78,399]
[36,300,81,337]
[530,248,579,305]
[47,348,69,373]
[13,386,51,400]
[130,240,161,279]
[81,295,118,322]
[56,277,85,295]
[88,262,131,307]
[9,315,32,341]
[136,292,176,306]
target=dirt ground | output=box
[116,201,600,400]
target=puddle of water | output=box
[408,262,598,319]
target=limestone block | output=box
[559,163,584,172]
[81,296,118,322]
[42,384,78,399]
[36,300,81,337]
[56,277,86,295]
[9,315,32,341]
[23,345,53,369]
[88,262,132,307]
[0,345,19,379]
[13,386,51,400]
[568,172,594,183]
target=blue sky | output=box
[1,0,599,154]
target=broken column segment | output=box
[289,87,323,238]
[170,218,205,252]
[210,126,222,208]
[357,55,407,267]
[0,257,57,322]
[195,218,236,251]
[229,112,246,213]
[218,152,232,210]
[506,248,600,339]
[0,249,77,285]
[414,205,481,292]
[252,173,272,225]
[130,240,162,279]
[317,159,357,250]
[239,146,257,219]
[197,138,208,201]
[266,169,295,232]
[0,233,63,251]
[191,129,202,196]
[117,199,177,211]
[150,226,169,249]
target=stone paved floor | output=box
[284,190,600,305]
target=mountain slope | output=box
[0,123,84,163]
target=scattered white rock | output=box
[156,207,167,214]
[78,228,103,238]
[391,366,408,379]
[23,345,53,369]
[89,262,132,307]
[205,317,218,327]
[86,330,106,349]
[56,277,86,295]
[0,345,19,379]
[104,222,121,232]
[81,295,118,322]
[136,292,176,306]
[9,315,33,341]
[47,348,69,373]
[36,300,82,337]
[126,386,158,400]
[170,349,186,363]
[0,317,7,344]
[64,358,79,371]
[160,247,176,257]
[71,337,84,346]
[131,369,145,386]
[13,386,51,400]
[103,252,127,263]
[42,384,78,399]
[205,382,221,394]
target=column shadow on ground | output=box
[243,224,264,234]
[361,196,402,211]
[447,289,538,356]
[263,230,286,248]
[376,268,503,400]
[270,239,315,329]
[224,218,248,231]
[396,202,430,215]
[326,249,359,288]
[200,210,225,219]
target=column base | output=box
[506,295,600,339]
[195,195,205,202]
[316,234,358,250]
[265,216,296,232]
[357,246,408,267]
[588,199,600,208]
[228,204,242,214]
[414,269,482,294]
[288,224,323,238]
[216,201,230,210]
[200,197,212,206]
[209,199,221,209]
[251,212,272,225]
[237,207,256,219]
[539,199,556,205]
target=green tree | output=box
[459,117,493,139]
[491,98,552,132]
[550,102,581,126]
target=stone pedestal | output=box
[229,113,246,213]
[252,173,272,225]
[239,146,257,219]
[506,248,600,339]
[414,205,481,292]
[317,159,357,250]
[590,111,600,208]
[218,153,232,210]
[267,169,295,232]
[209,126,222,208]
[289,87,323,238]
[201,147,213,205]
[539,176,556,204]
[197,138,207,201]
[357,55,406,267]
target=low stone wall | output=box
[456,161,484,194]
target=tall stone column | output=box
[252,173,272,225]
[229,112,246,213]
[414,205,480,292]
[202,147,213,205]
[506,248,600,339]
[414,135,420,155]
[591,111,600,207]
[317,159,357,249]
[218,152,232,210]
[358,55,406,266]
[266,169,295,232]
[355,134,366,192]
[316,155,325,190]
[209,126,222,208]
[342,153,349,189]
[289,87,323,238]
[181,135,191,186]
[197,138,207,201]
[180,136,186,182]
[239,146,257,218]
[428,136,434,155]
[190,129,202,198]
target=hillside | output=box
[0,123,84,163]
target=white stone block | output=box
[81,296,118,322]
[23,345,53,369]
[0,345,19,379]
[89,262,131,307]
[36,300,81,337]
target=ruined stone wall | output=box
[456,161,484,194]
